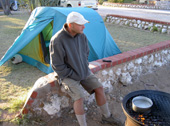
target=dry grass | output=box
[0,10,169,122]
[0,11,46,118]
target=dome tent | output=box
[0,7,121,74]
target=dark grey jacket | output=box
[50,24,91,81]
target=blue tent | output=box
[0,7,121,74]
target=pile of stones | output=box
[103,2,170,10]
[105,15,170,35]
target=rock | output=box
[120,72,132,85]
[146,22,149,25]
[129,23,133,27]
[163,25,167,29]
[142,21,145,25]
[111,19,115,23]
[148,23,153,27]
[132,19,136,23]
[120,21,125,25]
[137,20,141,24]
[138,24,142,29]
[135,58,142,64]
[134,24,138,28]
[125,20,129,25]
[106,18,110,23]
[162,28,167,33]
[144,25,149,30]
[115,19,121,24]
[167,30,170,35]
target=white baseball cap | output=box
[66,12,89,25]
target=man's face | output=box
[70,23,85,34]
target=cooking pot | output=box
[132,96,153,113]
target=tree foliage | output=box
[29,0,60,11]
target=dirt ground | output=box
[39,63,170,126]
[46,63,170,126]
[1,63,170,126]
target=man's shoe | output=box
[101,114,123,126]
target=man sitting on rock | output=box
[50,11,122,126]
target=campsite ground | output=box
[0,9,170,126]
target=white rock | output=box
[138,24,142,29]
[120,21,125,25]
[111,17,115,20]
[167,30,170,35]
[150,27,153,32]
[162,28,167,33]
[148,23,153,27]
[127,62,135,70]
[142,21,145,25]
[137,20,141,24]
[123,65,127,71]
[129,23,133,27]
[43,95,67,115]
[162,50,168,55]
[102,70,108,76]
[120,72,132,84]
[136,66,143,76]
[111,19,115,23]
[132,19,136,23]
[167,55,170,60]
[144,25,149,30]
[116,68,121,76]
[163,25,167,28]
[148,55,154,63]
[108,69,114,77]
[134,24,138,28]
[153,61,163,67]
[60,96,69,108]
[135,58,142,64]
[102,81,113,93]
[143,55,148,61]
[115,20,121,24]
[125,20,129,25]
[157,24,162,28]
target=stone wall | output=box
[105,14,170,35]
[155,1,170,9]
[18,40,170,120]
[102,1,170,10]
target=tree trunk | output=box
[0,0,12,15]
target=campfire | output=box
[137,114,145,125]
[122,90,170,126]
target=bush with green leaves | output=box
[108,0,124,3]
[99,0,104,5]
[151,26,158,32]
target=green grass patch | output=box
[105,23,170,52]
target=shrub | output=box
[99,0,104,5]
[151,26,158,32]
[108,0,124,3]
